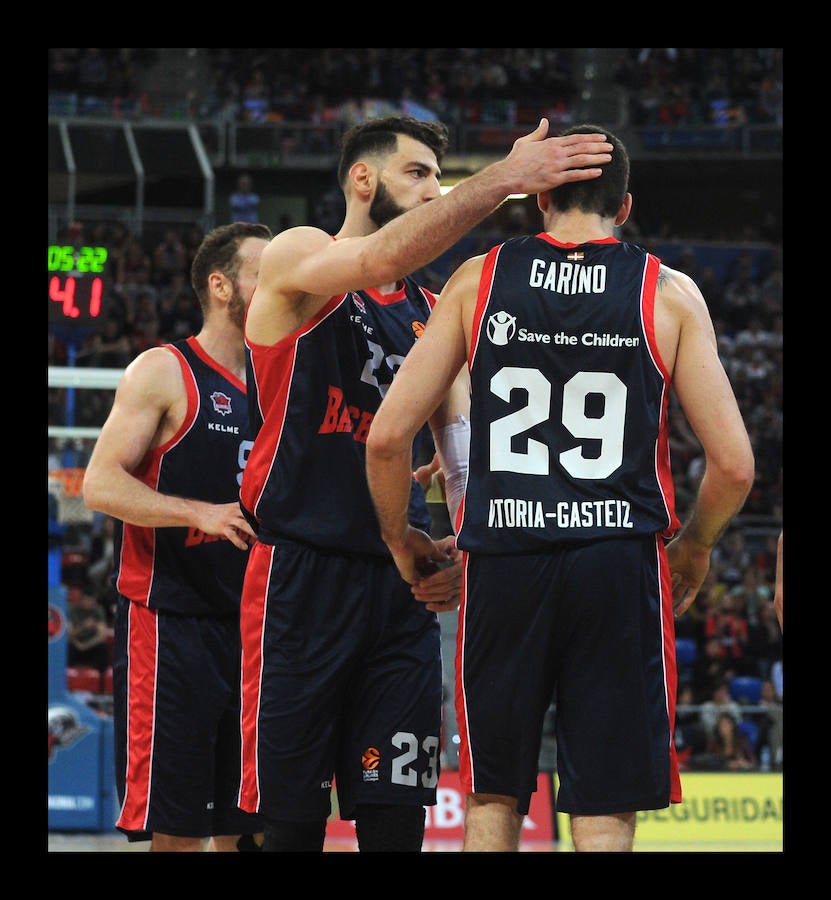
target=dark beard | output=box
[369,179,408,229]
[228,285,247,330]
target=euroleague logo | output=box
[486,311,516,345]
[411,320,426,338]
[361,746,380,782]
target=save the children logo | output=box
[486,311,517,345]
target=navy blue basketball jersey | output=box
[456,234,680,553]
[113,337,252,615]
[241,276,436,554]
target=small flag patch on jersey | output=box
[566,251,584,261]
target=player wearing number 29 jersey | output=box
[457,234,680,552]
[365,125,754,851]
[451,232,685,822]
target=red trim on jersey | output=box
[185,335,246,393]
[469,244,502,371]
[640,254,680,541]
[535,232,620,248]
[238,541,272,814]
[656,535,683,803]
[361,282,438,311]
[115,345,201,605]
[116,601,159,832]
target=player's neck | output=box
[544,210,613,245]
[193,325,246,382]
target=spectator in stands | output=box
[160,286,202,339]
[693,638,737,702]
[75,315,133,369]
[699,680,743,740]
[735,314,772,353]
[48,48,80,93]
[674,684,708,764]
[77,48,110,107]
[229,173,261,223]
[705,711,757,771]
[704,591,749,668]
[710,527,751,588]
[87,515,116,600]
[116,235,153,293]
[698,266,727,323]
[745,597,783,680]
[67,584,111,674]
[152,228,188,288]
[759,247,783,318]
[182,225,206,272]
[723,251,762,330]
[728,563,770,623]
[753,677,783,769]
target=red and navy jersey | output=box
[112,337,252,615]
[456,233,680,553]
[241,276,435,555]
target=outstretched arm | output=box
[267,122,611,298]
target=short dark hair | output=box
[190,221,272,308]
[337,116,450,187]
[548,123,629,218]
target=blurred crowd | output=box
[614,48,783,127]
[48,48,782,130]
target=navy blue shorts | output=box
[238,538,443,822]
[456,535,681,816]
[112,595,264,840]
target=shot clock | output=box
[48,244,109,324]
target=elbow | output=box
[366,419,408,462]
[81,470,105,515]
[716,446,756,500]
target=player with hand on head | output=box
[83,222,272,852]
[237,115,613,852]
[365,123,754,851]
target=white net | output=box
[48,467,93,524]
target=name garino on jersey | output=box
[529,257,606,294]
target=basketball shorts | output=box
[112,595,264,840]
[238,538,443,822]
[456,534,682,816]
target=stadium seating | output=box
[66,665,102,694]
[675,637,698,667]
[728,675,762,705]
